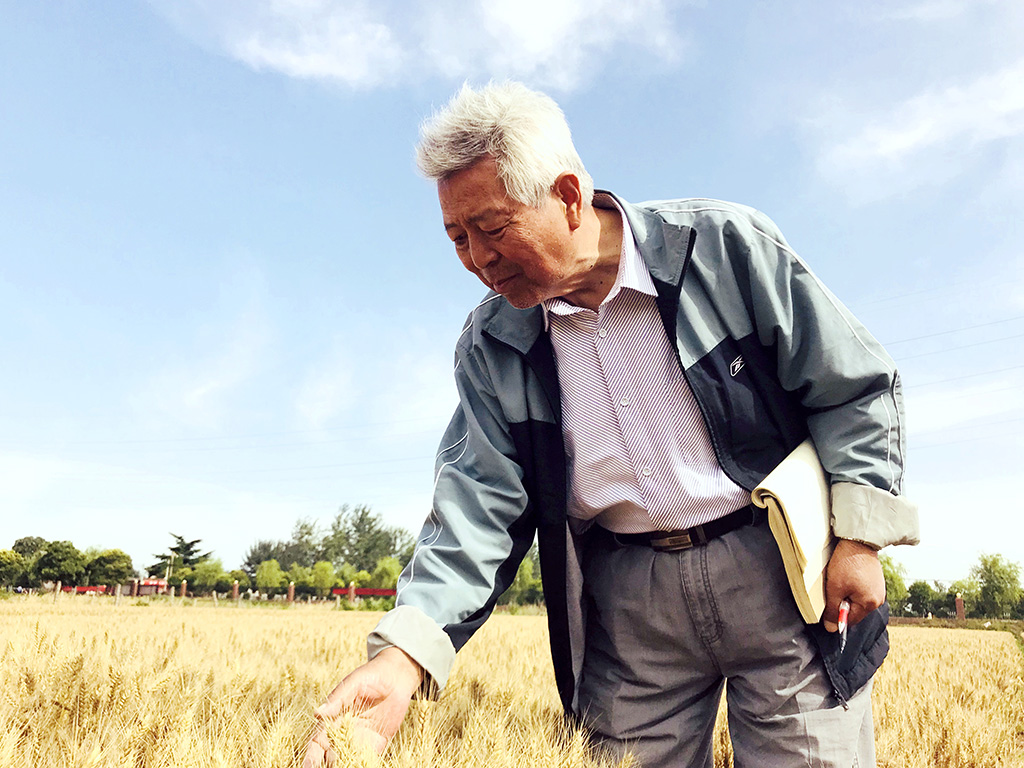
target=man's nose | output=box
[468,236,499,270]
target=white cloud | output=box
[814,59,1024,199]
[835,61,1024,162]
[153,0,685,90]
[420,0,682,90]
[226,0,405,87]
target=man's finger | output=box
[314,701,340,721]
[306,712,347,765]
[821,587,843,632]
[301,742,322,768]
[316,676,368,721]
[845,597,880,626]
[350,719,389,755]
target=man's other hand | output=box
[301,646,424,767]
[821,538,886,632]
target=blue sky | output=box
[1,0,1022,585]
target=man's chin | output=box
[501,291,543,310]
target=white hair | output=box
[415,81,594,208]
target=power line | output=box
[911,416,1024,438]
[911,428,1024,450]
[10,428,445,456]
[882,315,1024,346]
[906,383,1021,402]
[892,333,1024,362]
[850,276,1024,308]
[904,365,1024,389]
[911,416,1024,436]
[187,455,434,476]
[4,314,1021,458]
[3,411,453,448]
[41,454,435,480]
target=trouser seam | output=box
[679,547,723,665]
[698,546,724,643]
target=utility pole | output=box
[165,552,175,595]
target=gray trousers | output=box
[578,519,875,768]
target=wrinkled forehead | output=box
[437,157,516,223]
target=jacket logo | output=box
[729,355,745,377]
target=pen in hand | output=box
[837,599,850,653]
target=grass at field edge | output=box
[890,616,1024,656]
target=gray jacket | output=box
[369,195,919,713]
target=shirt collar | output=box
[542,193,655,328]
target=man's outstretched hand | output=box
[302,646,424,767]
[822,538,886,633]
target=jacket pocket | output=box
[807,601,890,706]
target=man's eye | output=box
[452,235,468,248]
[483,226,505,238]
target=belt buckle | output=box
[651,532,693,552]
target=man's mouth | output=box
[491,274,517,291]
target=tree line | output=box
[881,552,1024,619]
[4,516,1022,617]
[0,503,545,607]
[0,538,136,589]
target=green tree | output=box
[879,553,908,616]
[334,561,372,589]
[242,540,285,579]
[229,570,251,591]
[906,580,942,617]
[287,563,314,596]
[0,549,25,587]
[36,540,87,586]
[255,559,286,595]
[396,537,416,568]
[972,554,1022,619]
[929,580,949,616]
[15,559,41,588]
[498,545,544,606]
[148,533,211,577]
[240,519,330,580]
[84,549,136,586]
[192,558,229,595]
[367,557,403,590]
[12,538,47,587]
[12,537,46,558]
[241,529,320,577]
[287,518,323,566]
[311,561,336,597]
[168,565,193,589]
[321,505,412,572]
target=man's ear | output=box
[552,173,583,230]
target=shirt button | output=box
[619,396,629,407]
[641,467,652,477]
[598,328,608,338]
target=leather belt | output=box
[604,504,765,552]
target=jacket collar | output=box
[478,191,695,354]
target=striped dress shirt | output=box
[543,195,751,533]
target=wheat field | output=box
[0,598,1021,767]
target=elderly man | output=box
[304,82,919,768]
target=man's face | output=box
[438,156,579,309]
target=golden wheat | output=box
[0,599,1020,767]
[873,627,1024,767]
